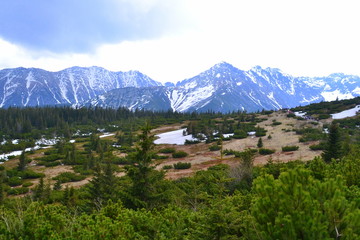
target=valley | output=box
[2,110,324,189]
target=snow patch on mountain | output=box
[321,90,354,101]
[352,87,360,95]
[175,85,215,112]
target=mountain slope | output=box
[0,66,161,107]
[87,62,360,112]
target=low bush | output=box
[272,121,282,126]
[282,146,299,152]
[20,170,45,179]
[233,129,247,139]
[259,148,275,155]
[172,151,188,158]
[309,142,326,151]
[113,157,131,165]
[185,139,200,145]
[8,177,23,187]
[173,162,191,169]
[209,145,221,151]
[152,154,169,160]
[36,153,63,162]
[158,147,176,154]
[7,187,29,195]
[162,165,173,170]
[287,113,296,118]
[53,172,86,183]
[22,182,33,187]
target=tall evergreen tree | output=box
[18,150,27,171]
[257,137,263,148]
[126,122,164,208]
[322,122,342,163]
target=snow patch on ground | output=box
[0,146,42,162]
[154,129,197,145]
[35,138,58,145]
[331,105,360,119]
[99,133,115,138]
[294,111,307,117]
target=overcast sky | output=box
[0,0,359,83]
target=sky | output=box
[0,0,359,83]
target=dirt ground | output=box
[157,112,323,179]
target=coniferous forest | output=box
[0,101,360,239]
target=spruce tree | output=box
[18,150,27,171]
[126,122,163,208]
[322,122,342,163]
[257,137,263,148]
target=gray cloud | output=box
[0,0,186,53]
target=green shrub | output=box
[172,151,188,158]
[282,146,299,152]
[53,172,86,183]
[36,153,63,162]
[255,127,267,137]
[223,149,235,155]
[72,166,94,175]
[185,139,200,145]
[112,157,131,165]
[259,148,275,155]
[309,142,326,151]
[8,176,23,187]
[152,154,169,160]
[209,145,221,151]
[7,187,29,195]
[318,114,331,119]
[158,147,176,153]
[272,121,282,126]
[20,170,45,179]
[173,162,191,169]
[22,182,33,187]
[162,165,173,170]
[287,113,296,118]
[233,129,248,139]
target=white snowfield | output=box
[0,146,44,162]
[99,133,115,138]
[331,105,360,119]
[294,111,307,117]
[154,129,197,145]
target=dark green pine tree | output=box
[126,122,163,208]
[322,122,342,163]
[33,177,45,201]
[257,137,263,148]
[18,150,27,171]
[87,161,117,210]
[53,179,62,191]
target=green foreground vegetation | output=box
[0,99,360,239]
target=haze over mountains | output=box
[1,62,359,112]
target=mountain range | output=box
[1,62,359,112]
